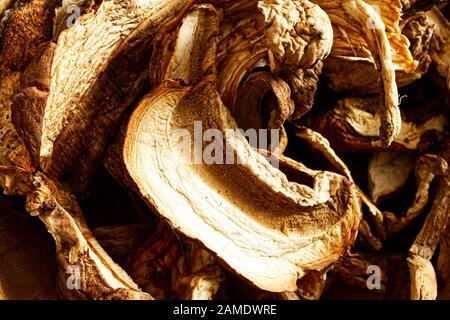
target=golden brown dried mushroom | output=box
[0,0,449,302]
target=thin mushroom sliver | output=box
[123,80,362,292]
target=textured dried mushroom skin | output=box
[12,42,55,170]
[384,154,448,236]
[123,79,361,292]
[368,152,416,204]
[308,97,448,153]
[407,254,438,300]
[0,0,54,171]
[24,173,152,300]
[127,222,224,300]
[233,71,294,153]
[401,12,434,77]
[164,4,219,85]
[409,173,450,260]
[214,0,332,111]
[0,0,54,74]
[0,72,23,167]
[281,61,323,120]
[13,0,185,193]
[257,0,333,72]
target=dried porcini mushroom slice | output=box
[0,0,53,172]
[12,0,186,193]
[123,79,361,292]
[233,71,294,153]
[25,173,152,300]
[315,0,416,72]
[163,4,219,85]
[127,222,225,300]
[324,10,435,94]
[341,1,401,146]
[308,96,447,153]
[384,154,448,236]
[368,152,416,204]
[408,173,450,300]
[281,61,323,120]
[285,124,387,244]
[315,0,413,145]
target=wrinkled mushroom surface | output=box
[123,80,361,292]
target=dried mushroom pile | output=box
[0,0,449,300]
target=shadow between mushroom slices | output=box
[122,80,362,292]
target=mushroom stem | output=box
[342,0,401,146]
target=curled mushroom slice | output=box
[385,154,448,235]
[123,79,361,292]
[407,173,449,300]
[285,124,387,243]
[340,0,400,146]
[409,174,450,261]
[308,96,448,153]
[281,61,323,120]
[214,0,332,113]
[324,11,435,94]
[25,173,152,300]
[164,4,219,85]
[368,152,416,204]
[315,0,416,72]
[233,71,294,153]
[12,0,186,193]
